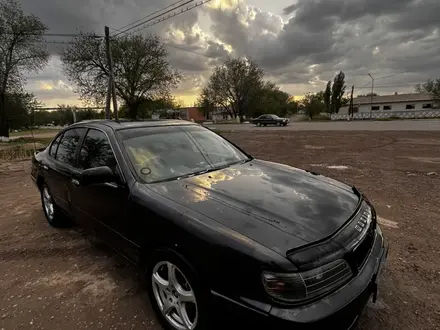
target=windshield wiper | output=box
[176,159,251,181]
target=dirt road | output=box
[0,131,439,330]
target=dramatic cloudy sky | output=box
[21,0,440,106]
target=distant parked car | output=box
[252,114,289,126]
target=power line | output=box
[2,32,103,38]
[111,0,191,33]
[354,84,419,89]
[37,40,76,45]
[113,0,196,37]
[114,0,212,38]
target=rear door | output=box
[44,128,86,217]
[260,115,269,125]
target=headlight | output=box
[262,259,352,304]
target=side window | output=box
[79,129,117,171]
[56,128,85,166]
[49,134,63,158]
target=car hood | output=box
[147,159,360,256]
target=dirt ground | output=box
[0,130,439,330]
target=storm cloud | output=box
[19,0,440,105]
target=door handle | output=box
[71,179,80,187]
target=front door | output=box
[70,128,137,260]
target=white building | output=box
[337,93,437,119]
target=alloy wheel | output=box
[152,261,198,330]
[42,187,54,221]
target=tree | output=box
[61,33,181,120]
[358,92,378,97]
[331,71,346,113]
[301,92,325,120]
[247,81,296,117]
[201,57,264,122]
[0,0,49,137]
[196,93,215,119]
[4,92,39,129]
[415,79,440,108]
[323,80,331,113]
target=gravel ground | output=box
[0,130,439,330]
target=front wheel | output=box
[40,184,71,228]
[146,250,209,330]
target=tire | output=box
[146,249,210,330]
[40,184,71,228]
[256,122,261,127]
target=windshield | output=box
[118,125,250,183]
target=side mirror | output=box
[81,166,116,186]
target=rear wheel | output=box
[146,249,209,330]
[40,184,71,228]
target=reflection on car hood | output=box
[147,159,359,255]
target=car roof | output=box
[69,119,197,131]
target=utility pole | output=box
[349,85,354,120]
[368,73,374,120]
[105,26,118,121]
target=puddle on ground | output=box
[310,164,349,170]
[304,145,325,150]
[378,217,399,229]
[406,157,440,164]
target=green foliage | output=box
[247,81,297,117]
[0,0,49,136]
[5,92,40,129]
[119,96,183,119]
[301,92,325,120]
[199,58,296,120]
[32,105,104,127]
[331,71,346,114]
[415,79,440,108]
[323,81,331,113]
[61,33,181,119]
[201,57,264,121]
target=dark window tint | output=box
[49,134,63,158]
[56,128,85,166]
[79,129,117,170]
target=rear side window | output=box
[78,129,117,171]
[56,128,85,166]
[49,134,63,158]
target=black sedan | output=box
[252,114,289,126]
[31,120,387,330]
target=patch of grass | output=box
[0,137,52,161]
[9,128,61,137]
[9,137,53,145]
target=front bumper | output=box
[212,228,388,329]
